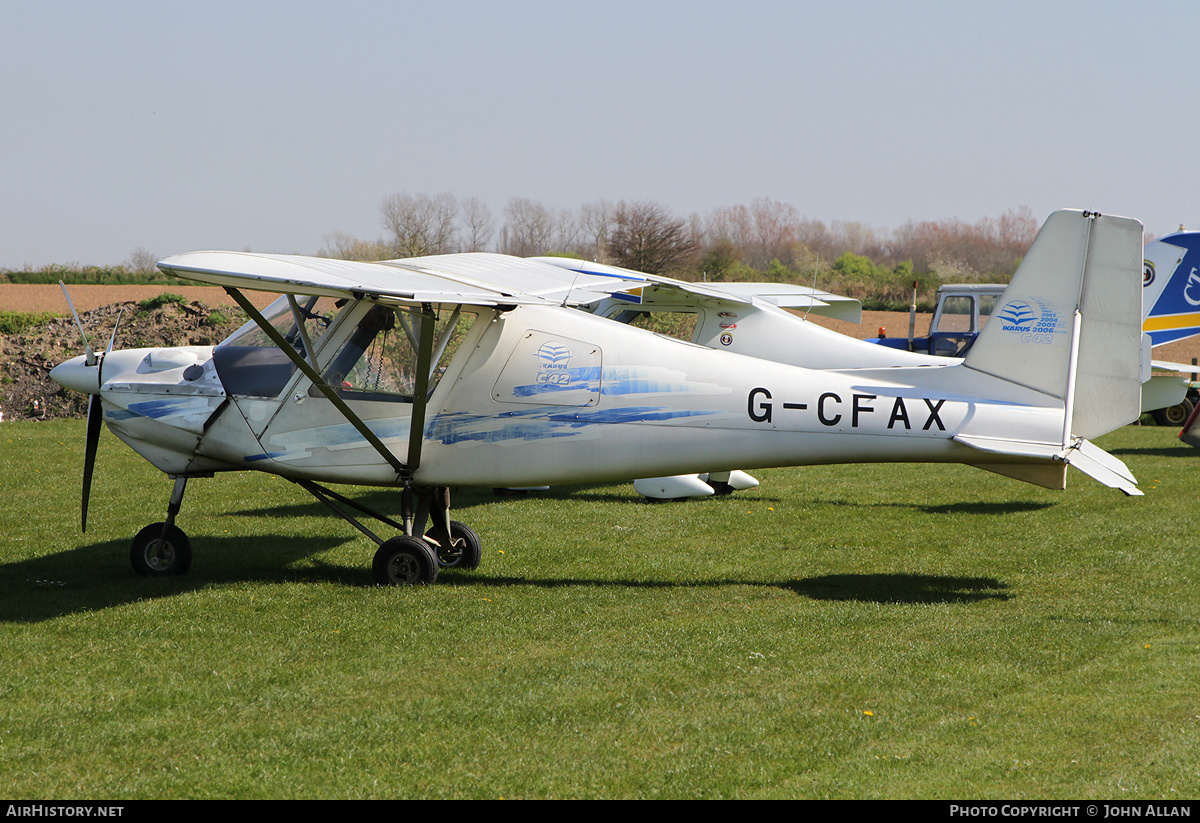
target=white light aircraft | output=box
[50,209,1146,585]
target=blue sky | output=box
[2,0,1197,269]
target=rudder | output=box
[963,210,1143,441]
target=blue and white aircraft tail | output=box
[1143,230,1200,347]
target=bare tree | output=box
[459,196,495,252]
[550,207,582,255]
[703,198,805,269]
[748,198,802,268]
[126,247,158,274]
[500,197,555,257]
[380,192,459,258]
[607,200,699,274]
[889,208,1036,278]
[579,199,617,262]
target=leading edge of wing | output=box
[157,251,566,307]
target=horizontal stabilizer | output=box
[1151,359,1200,374]
[1062,439,1142,496]
[954,434,1062,460]
[955,434,1140,495]
[972,462,1067,490]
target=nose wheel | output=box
[130,477,192,576]
[130,522,193,576]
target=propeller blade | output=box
[70,296,120,532]
[105,308,123,355]
[59,281,96,366]
[81,394,102,532]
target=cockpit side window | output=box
[313,304,476,403]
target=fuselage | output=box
[51,297,1067,489]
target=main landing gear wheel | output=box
[130,522,193,576]
[1153,398,1194,427]
[425,520,482,570]
[372,536,439,586]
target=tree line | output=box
[320,194,1038,310]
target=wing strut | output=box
[405,304,436,473]
[223,287,410,477]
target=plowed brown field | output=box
[0,284,279,313]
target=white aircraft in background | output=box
[50,209,1146,585]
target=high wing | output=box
[159,249,863,322]
[156,251,649,308]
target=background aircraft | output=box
[1144,230,1200,448]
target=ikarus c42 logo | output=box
[996,298,1064,344]
[997,301,1036,331]
[535,341,573,385]
[493,330,602,406]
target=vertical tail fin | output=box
[963,209,1143,440]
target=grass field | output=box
[1,419,1197,799]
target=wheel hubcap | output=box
[388,553,421,583]
[145,541,175,572]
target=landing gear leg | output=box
[423,486,482,570]
[295,480,482,584]
[131,477,193,576]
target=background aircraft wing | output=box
[697,282,863,322]
[529,256,862,321]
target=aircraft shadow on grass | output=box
[788,573,1010,604]
[0,534,351,623]
[0,531,1011,623]
[813,498,1054,516]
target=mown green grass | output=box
[1,420,1197,799]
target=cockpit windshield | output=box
[213,296,475,401]
[213,295,345,397]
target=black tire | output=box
[425,520,482,570]
[1153,398,1194,427]
[131,522,193,576]
[372,536,439,586]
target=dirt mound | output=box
[1,300,242,422]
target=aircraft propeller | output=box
[58,282,122,531]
